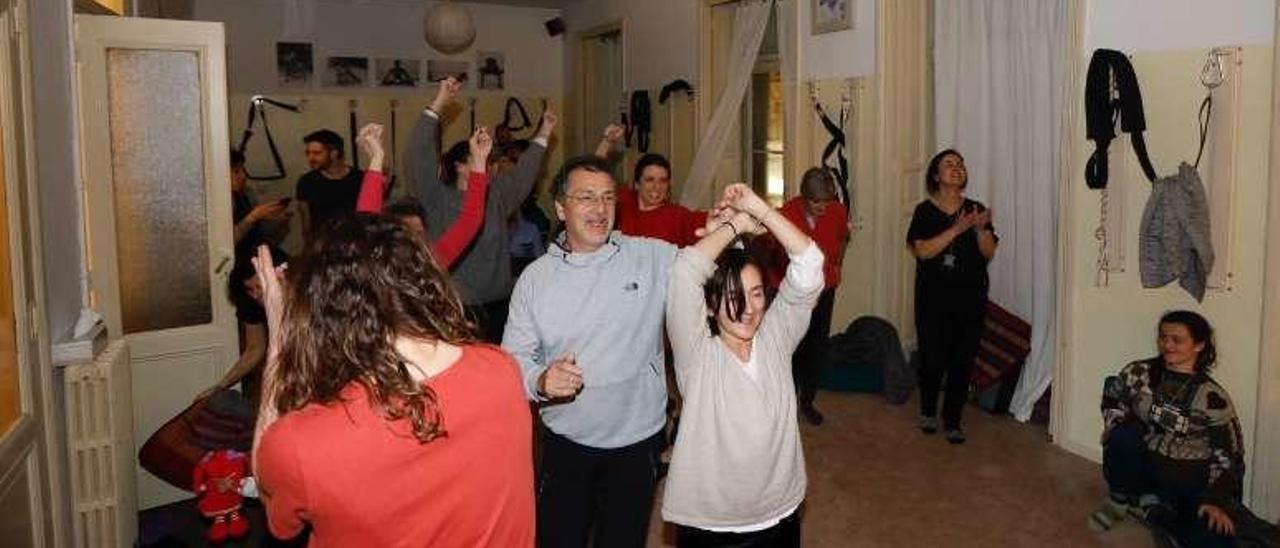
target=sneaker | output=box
[800,404,825,426]
[944,428,966,444]
[918,415,939,434]
[1088,499,1132,532]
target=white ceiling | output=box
[462,0,579,8]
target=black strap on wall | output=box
[348,102,360,170]
[236,95,300,181]
[658,79,695,103]
[1084,48,1158,189]
[815,101,851,214]
[629,90,651,153]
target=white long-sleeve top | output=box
[661,242,824,530]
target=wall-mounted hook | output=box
[1200,47,1231,89]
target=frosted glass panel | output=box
[106,49,211,334]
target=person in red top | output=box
[765,167,850,425]
[249,211,534,546]
[352,122,491,270]
[595,125,706,247]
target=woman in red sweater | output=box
[248,211,534,546]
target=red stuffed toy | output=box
[193,449,251,543]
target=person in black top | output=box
[231,149,289,246]
[906,149,998,444]
[295,129,363,243]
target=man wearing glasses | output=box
[503,155,677,548]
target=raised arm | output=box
[593,123,625,160]
[667,208,742,373]
[431,127,493,269]
[721,183,812,255]
[355,123,388,212]
[406,77,461,202]
[250,245,287,474]
[492,109,555,216]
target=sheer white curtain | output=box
[934,0,1066,421]
[679,0,774,207]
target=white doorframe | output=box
[0,0,63,544]
[1250,0,1280,521]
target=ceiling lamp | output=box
[423,1,476,55]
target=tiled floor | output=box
[647,391,1154,547]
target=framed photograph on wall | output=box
[276,41,314,87]
[426,59,470,87]
[812,0,854,35]
[376,58,421,87]
[325,56,369,87]
[476,51,505,90]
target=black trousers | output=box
[793,288,836,409]
[537,429,663,548]
[915,289,984,429]
[1103,423,1234,548]
[465,298,510,344]
[675,511,801,548]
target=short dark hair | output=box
[703,247,761,335]
[1157,310,1218,374]
[386,197,427,227]
[303,129,344,157]
[230,148,245,169]
[800,167,837,202]
[633,153,671,183]
[925,149,963,195]
[441,140,470,186]
[552,155,615,200]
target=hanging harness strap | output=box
[1084,49,1158,188]
[236,95,301,181]
[385,100,399,200]
[348,101,361,171]
[629,90,651,153]
[814,99,851,214]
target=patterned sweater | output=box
[1101,359,1244,504]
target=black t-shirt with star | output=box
[295,167,364,233]
[906,198,996,297]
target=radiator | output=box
[62,339,136,548]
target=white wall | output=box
[1085,0,1273,51]
[1060,0,1275,475]
[802,0,876,79]
[560,0,699,93]
[193,0,564,95]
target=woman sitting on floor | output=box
[1091,310,1271,546]
[662,183,823,547]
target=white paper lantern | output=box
[423,1,476,54]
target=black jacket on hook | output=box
[1084,48,1158,188]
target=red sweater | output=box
[256,345,534,548]
[616,187,706,247]
[356,170,489,270]
[767,198,849,289]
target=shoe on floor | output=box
[944,428,966,444]
[918,415,938,434]
[1088,499,1132,532]
[800,404,825,426]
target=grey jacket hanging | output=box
[1139,162,1214,301]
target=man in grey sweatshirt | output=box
[502,155,677,548]
[408,77,555,342]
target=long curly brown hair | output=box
[273,214,476,443]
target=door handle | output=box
[214,255,232,275]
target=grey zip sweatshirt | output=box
[502,232,677,449]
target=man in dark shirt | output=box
[295,129,363,242]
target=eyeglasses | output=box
[565,192,617,207]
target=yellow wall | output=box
[1059,46,1272,480]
